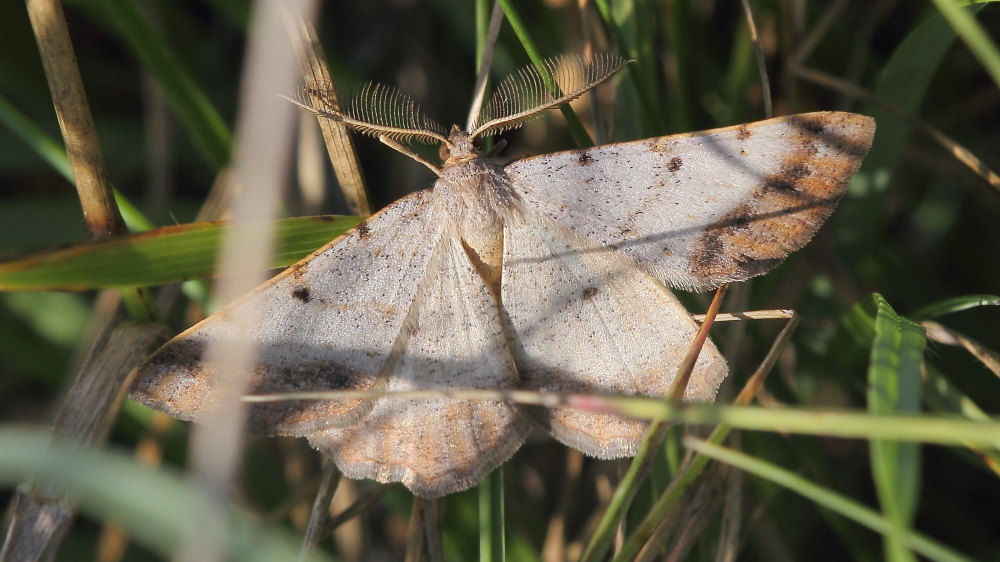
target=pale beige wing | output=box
[309,224,530,498]
[504,112,875,291]
[501,206,727,458]
[131,190,448,435]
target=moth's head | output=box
[439,126,481,168]
[288,53,631,174]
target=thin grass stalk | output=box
[406,498,444,562]
[612,310,798,560]
[495,0,593,147]
[928,0,1000,89]
[478,470,505,562]
[298,461,341,560]
[284,13,372,217]
[1,1,163,558]
[738,0,772,119]
[686,439,975,562]
[790,66,1000,193]
[466,0,504,133]
[176,1,315,560]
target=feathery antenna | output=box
[287,79,449,146]
[469,53,631,139]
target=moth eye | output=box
[439,144,451,162]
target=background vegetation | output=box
[1,1,998,560]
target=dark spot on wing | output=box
[737,124,752,141]
[576,150,595,165]
[727,211,754,229]
[292,286,312,303]
[357,221,371,239]
[581,287,599,301]
[764,162,812,193]
[667,156,683,172]
[797,116,826,134]
[692,235,725,270]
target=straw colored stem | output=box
[26,0,125,239]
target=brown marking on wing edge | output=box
[737,124,752,141]
[130,338,211,419]
[288,260,310,281]
[687,113,875,285]
[357,221,372,239]
[576,150,595,165]
[667,156,683,172]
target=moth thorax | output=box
[434,159,515,289]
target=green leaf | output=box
[0,216,360,291]
[867,295,926,562]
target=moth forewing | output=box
[504,111,876,291]
[131,191,448,435]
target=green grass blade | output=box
[0,216,360,291]
[685,439,974,562]
[664,0,693,131]
[478,468,505,562]
[911,294,1000,320]
[0,428,333,562]
[922,364,1000,472]
[609,423,731,562]
[929,0,1000,89]
[571,400,1000,448]
[591,0,665,135]
[841,297,879,346]
[842,3,987,240]
[868,295,926,561]
[0,94,73,179]
[90,0,233,169]
[0,95,153,232]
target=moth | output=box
[131,53,875,497]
